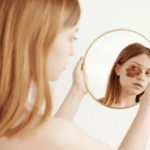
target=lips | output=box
[133,83,143,88]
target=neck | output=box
[116,88,136,108]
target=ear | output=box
[115,64,121,76]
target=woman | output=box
[0,0,150,150]
[99,43,150,109]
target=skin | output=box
[1,25,150,150]
[47,24,88,121]
[47,25,78,81]
[54,57,88,121]
[126,65,143,78]
[0,23,115,150]
[1,26,150,150]
[115,54,150,107]
[0,25,93,150]
[48,36,150,150]
[118,82,150,150]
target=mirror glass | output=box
[84,29,150,109]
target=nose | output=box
[137,70,145,81]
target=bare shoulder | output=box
[45,117,115,150]
[0,117,115,150]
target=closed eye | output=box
[71,37,78,43]
[73,37,77,41]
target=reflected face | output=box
[116,54,150,95]
[47,25,78,81]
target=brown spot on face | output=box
[126,65,142,78]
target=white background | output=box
[51,0,150,149]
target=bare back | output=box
[0,114,115,150]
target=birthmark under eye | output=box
[126,66,142,78]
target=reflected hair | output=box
[0,0,80,140]
[103,43,150,107]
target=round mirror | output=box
[84,29,150,109]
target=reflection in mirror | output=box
[84,29,150,109]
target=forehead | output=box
[124,54,150,69]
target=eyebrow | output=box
[131,61,150,70]
[131,62,141,66]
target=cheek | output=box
[146,79,150,86]
[119,71,132,87]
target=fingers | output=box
[75,57,84,71]
[79,57,84,66]
[82,58,86,72]
[72,57,88,95]
[144,82,150,94]
[139,82,150,105]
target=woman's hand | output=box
[72,57,88,96]
[118,82,150,150]
[54,57,88,121]
[139,82,150,108]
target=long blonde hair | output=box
[0,0,80,140]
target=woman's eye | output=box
[73,37,77,40]
[146,72,150,77]
[131,65,138,71]
[71,37,77,42]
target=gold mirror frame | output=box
[83,28,150,109]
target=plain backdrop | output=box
[51,0,150,149]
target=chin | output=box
[129,89,144,96]
[49,77,59,82]
[49,75,60,81]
